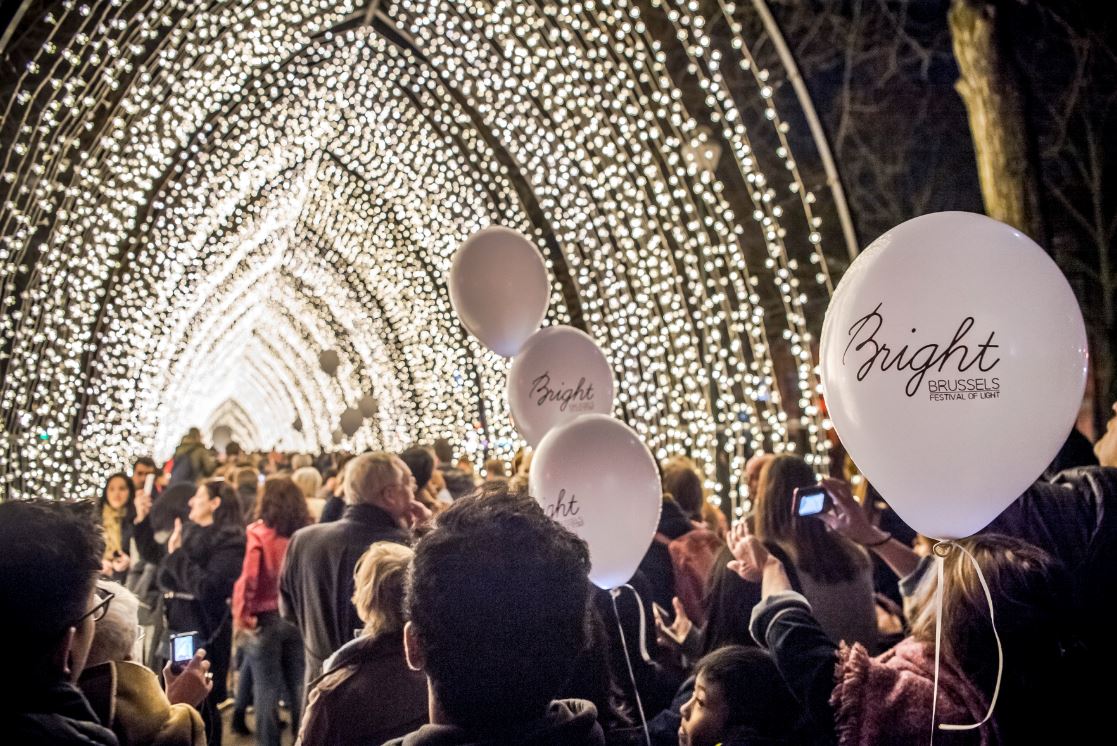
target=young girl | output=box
[678,645,797,746]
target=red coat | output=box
[232,520,289,630]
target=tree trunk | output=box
[949,0,1046,244]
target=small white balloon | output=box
[340,407,363,436]
[358,395,379,418]
[529,414,661,589]
[508,326,615,446]
[820,212,1088,539]
[319,350,340,377]
[449,226,550,357]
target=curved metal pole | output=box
[749,0,860,262]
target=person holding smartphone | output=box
[133,478,245,745]
[752,455,879,653]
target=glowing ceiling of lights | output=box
[0,0,842,507]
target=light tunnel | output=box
[0,0,850,507]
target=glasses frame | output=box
[73,588,115,627]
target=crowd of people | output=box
[2,405,1116,745]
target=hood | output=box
[173,440,200,458]
[391,699,605,746]
[658,497,694,540]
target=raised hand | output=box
[654,596,693,650]
[817,477,888,546]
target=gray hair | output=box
[87,580,140,667]
[290,454,313,470]
[344,452,400,506]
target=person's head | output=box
[225,441,242,458]
[131,457,157,491]
[0,500,105,684]
[400,446,435,492]
[290,453,313,471]
[433,438,454,465]
[1095,400,1117,467]
[404,485,591,728]
[754,454,866,583]
[743,452,774,500]
[235,466,259,493]
[662,456,704,519]
[345,451,413,519]
[353,541,414,638]
[100,472,135,516]
[679,646,797,746]
[188,479,242,527]
[291,466,322,500]
[483,458,506,478]
[908,534,1071,700]
[256,477,313,537]
[86,580,141,667]
[184,427,201,443]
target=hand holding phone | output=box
[168,631,201,674]
[792,484,833,518]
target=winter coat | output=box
[79,661,205,746]
[168,439,215,486]
[232,520,289,630]
[298,631,427,746]
[279,502,410,683]
[382,699,606,746]
[2,680,119,745]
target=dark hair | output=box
[694,645,797,739]
[133,456,157,471]
[400,447,435,491]
[433,438,453,464]
[702,546,762,654]
[755,454,867,583]
[256,477,312,537]
[662,457,704,519]
[0,500,104,667]
[200,479,242,527]
[225,441,242,457]
[406,486,591,727]
[99,472,137,524]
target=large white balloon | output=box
[449,227,550,357]
[529,414,661,589]
[508,326,615,446]
[820,212,1088,539]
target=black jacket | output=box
[279,502,409,680]
[383,699,606,746]
[1,680,119,745]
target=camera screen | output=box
[798,491,826,516]
[173,635,195,661]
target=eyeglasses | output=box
[74,588,115,626]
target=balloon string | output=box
[611,587,652,746]
[930,540,1004,741]
[621,583,654,665]
[930,545,945,746]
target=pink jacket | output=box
[831,638,999,746]
[232,520,290,630]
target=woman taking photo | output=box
[99,472,136,583]
[752,455,878,652]
[134,478,245,745]
[232,477,312,745]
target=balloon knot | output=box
[932,540,954,558]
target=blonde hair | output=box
[344,452,400,506]
[291,466,322,499]
[352,541,414,638]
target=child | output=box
[678,646,797,746]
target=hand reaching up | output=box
[653,596,693,651]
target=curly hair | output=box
[406,484,591,727]
[255,477,312,537]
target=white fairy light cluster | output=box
[0,0,833,505]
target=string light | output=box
[0,0,834,505]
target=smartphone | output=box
[792,484,832,517]
[143,473,155,495]
[168,630,201,674]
